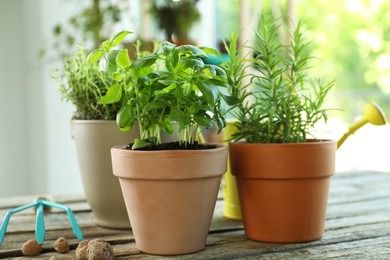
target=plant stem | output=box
[92,0,102,49]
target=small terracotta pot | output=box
[229,140,336,243]
[111,145,228,255]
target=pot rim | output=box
[112,143,226,154]
[229,139,336,147]
[71,119,116,124]
[229,139,336,180]
[111,144,228,180]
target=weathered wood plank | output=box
[1,171,390,259]
[0,194,87,210]
[3,220,390,259]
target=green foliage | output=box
[88,32,228,149]
[296,0,390,121]
[150,0,201,41]
[41,0,124,60]
[52,46,121,120]
[224,12,334,143]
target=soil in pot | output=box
[124,141,217,150]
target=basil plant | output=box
[87,32,228,149]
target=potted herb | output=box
[224,13,336,243]
[88,31,228,255]
[52,45,140,229]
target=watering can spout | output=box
[337,102,387,149]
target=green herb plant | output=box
[224,12,334,143]
[87,31,228,149]
[52,45,121,120]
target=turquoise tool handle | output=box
[0,212,11,245]
[0,201,38,245]
[43,201,83,240]
[35,203,45,244]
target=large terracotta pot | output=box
[229,140,337,243]
[111,145,228,255]
[71,120,140,228]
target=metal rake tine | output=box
[43,200,83,240]
[35,202,45,244]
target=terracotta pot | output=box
[111,145,228,255]
[71,120,140,228]
[229,140,336,243]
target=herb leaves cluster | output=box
[53,45,120,120]
[88,32,227,149]
[224,13,334,143]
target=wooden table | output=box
[1,171,390,259]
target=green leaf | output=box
[149,72,160,79]
[189,101,202,114]
[144,101,166,111]
[215,116,226,133]
[158,79,183,86]
[170,51,179,69]
[101,40,111,52]
[195,80,220,104]
[99,58,108,72]
[179,58,204,70]
[205,64,216,76]
[110,31,132,47]
[131,66,153,78]
[87,48,104,64]
[98,84,122,104]
[106,50,119,73]
[132,139,152,150]
[200,47,221,57]
[204,65,227,78]
[157,41,176,55]
[131,54,158,68]
[194,115,214,128]
[137,76,150,85]
[116,105,134,131]
[223,94,240,106]
[117,49,131,69]
[176,45,207,57]
[113,73,123,81]
[162,118,174,134]
[139,93,149,104]
[169,110,186,123]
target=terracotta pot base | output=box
[236,177,331,243]
[111,145,228,255]
[119,177,222,255]
[229,140,336,243]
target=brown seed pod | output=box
[76,240,89,260]
[21,239,43,256]
[86,238,114,260]
[54,236,70,253]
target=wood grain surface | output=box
[0,171,389,259]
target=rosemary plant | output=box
[224,12,334,143]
